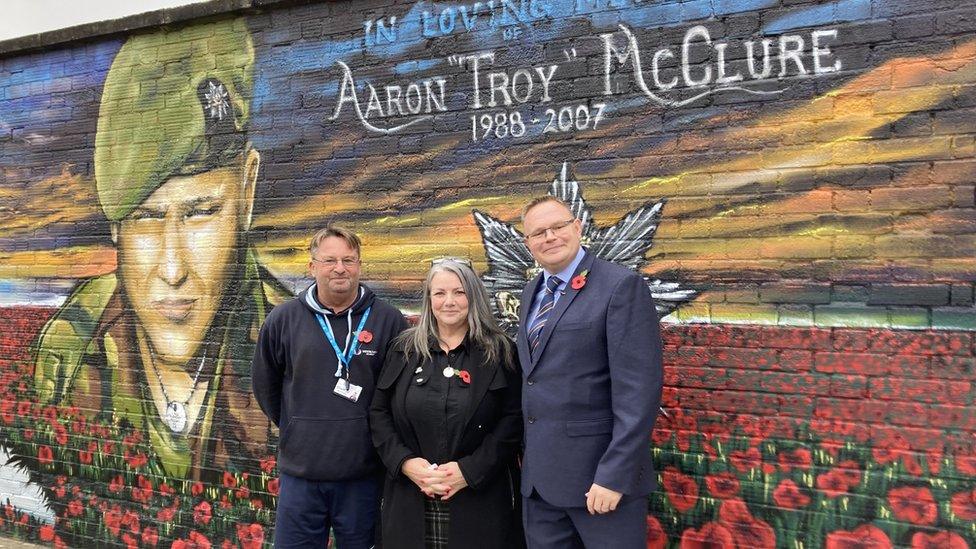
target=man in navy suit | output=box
[517,196,663,549]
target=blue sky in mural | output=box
[0,40,119,169]
[248,0,796,151]
[764,0,871,33]
[0,0,902,180]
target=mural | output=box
[0,0,974,547]
[31,18,288,480]
[1,18,286,548]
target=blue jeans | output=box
[274,472,380,549]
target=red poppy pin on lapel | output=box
[571,270,589,290]
[358,330,373,343]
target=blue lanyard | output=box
[315,306,372,378]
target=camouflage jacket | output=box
[32,249,291,480]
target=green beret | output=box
[94,17,254,222]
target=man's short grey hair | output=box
[309,225,362,257]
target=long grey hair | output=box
[399,259,514,369]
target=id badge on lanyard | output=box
[316,307,372,402]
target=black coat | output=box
[370,339,525,549]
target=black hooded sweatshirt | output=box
[252,283,409,480]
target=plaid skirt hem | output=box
[424,498,450,549]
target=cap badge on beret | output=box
[204,80,231,121]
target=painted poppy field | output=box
[2,308,974,547]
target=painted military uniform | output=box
[33,252,291,479]
[30,18,286,480]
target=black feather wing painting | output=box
[474,162,696,335]
[472,209,537,332]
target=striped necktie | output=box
[527,276,562,356]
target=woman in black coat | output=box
[370,258,524,549]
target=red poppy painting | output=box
[887,486,937,526]
[824,524,892,549]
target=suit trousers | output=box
[522,490,647,549]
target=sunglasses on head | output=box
[431,256,473,267]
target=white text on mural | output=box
[334,23,842,139]
[601,25,842,107]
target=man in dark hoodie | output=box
[252,226,409,548]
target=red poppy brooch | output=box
[571,270,589,290]
[358,330,373,343]
[455,370,471,384]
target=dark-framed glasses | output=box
[524,218,576,242]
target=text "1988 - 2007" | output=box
[470,103,606,142]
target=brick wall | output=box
[0,0,974,547]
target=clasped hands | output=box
[402,457,468,500]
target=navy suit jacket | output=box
[517,251,663,507]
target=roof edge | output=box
[0,0,296,57]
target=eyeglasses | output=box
[311,257,361,268]
[431,256,472,267]
[524,218,576,242]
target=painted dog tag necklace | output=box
[150,349,208,433]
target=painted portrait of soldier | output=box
[30,17,290,482]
